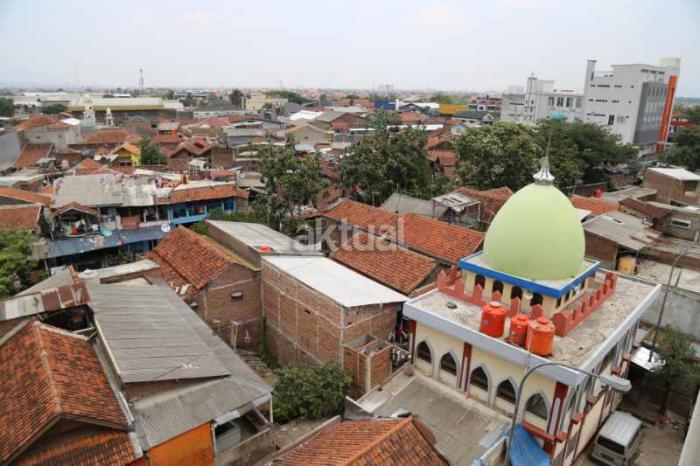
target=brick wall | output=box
[261,261,400,375]
[193,263,262,350]
[167,152,189,173]
[584,232,618,269]
[643,169,694,204]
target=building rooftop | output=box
[14,143,54,168]
[0,204,41,232]
[601,186,657,203]
[380,193,447,218]
[52,173,164,208]
[647,167,700,181]
[356,373,509,466]
[403,273,659,373]
[570,195,619,216]
[583,211,659,252]
[263,256,407,307]
[0,187,51,206]
[206,220,320,256]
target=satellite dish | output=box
[161,223,172,233]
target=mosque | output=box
[403,159,661,465]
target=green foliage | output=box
[340,116,432,205]
[0,230,37,297]
[429,93,455,104]
[265,90,308,105]
[651,328,700,412]
[684,106,700,125]
[455,123,541,192]
[667,125,700,171]
[229,89,244,107]
[345,94,360,100]
[42,103,67,115]
[165,89,175,100]
[180,92,196,107]
[138,136,166,165]
[273,363,352,423]
[191,222,208,235]
[0,97,15,117]
[258,144,327,230]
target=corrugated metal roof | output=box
[598,411,642,446]
[44,225,167,259]
[380,193,447,217]
[583,211,658,252]
[88,282,271,450]
[263,256,407,307]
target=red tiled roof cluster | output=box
[84,129,130,145]
[268,417,447,466]
[332,232,436,294]
[113,142,141,156]
[570,195,619,216]
[13,116,60,132]
[51,202,99,218]
[0,205,41,232]
[152,134,180,145]
[166,140,212,158]
[324,199,484,263]
[73,158,104,175]
[169,183,248,203]
[452,186,513,223]
[14,429,135,466]
[0,323,128,464]
[146,226,232,298]
[0,187,51,206]
[14,144,53,168]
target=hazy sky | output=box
[1,0,699,96]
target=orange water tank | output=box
[257,245,273,253]
[479,301,506,338]
[526,316,555,356]
[509,314,530,347]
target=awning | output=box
[630,346,664,371]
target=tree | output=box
[180,92,196,107]
[165,89,175,100]
[0,230,37,297]
[455,123,542,191]
[43,103,67,115]
[265,90,308,105]
[651,328,700,415]
[668,125,700,171]
[138,136,166,165]
[273,363,352,423]
[684,106,700,125]
[0,97,14,117]
[339,113,432,205]
[428,93,454,104]
[228,89,243,107]
[258,144,327,230]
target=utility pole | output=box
[139,68,145,96]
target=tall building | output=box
[583,58,681,154]
[501,75,584,124]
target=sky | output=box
[1,0,699,96]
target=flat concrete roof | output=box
[357,373,509,466]
[636,260,700,295]
[206,220,320,256]
[405,272,658,369]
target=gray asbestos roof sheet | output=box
[206,220,320,255]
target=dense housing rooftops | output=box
[647,167,700,181]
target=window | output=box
[670,218,691,229]
[492,280,504,295]
[556,297,562,307]
[556,97,564,107]
[530,293,543,307]
[470,367,489,391]
[497,380,516,403]
[440,353,457,375]
[511,286,523,300]
[566,97,573,108]
[416,341,432,363]
[525,394,548,420]
[548,97,555,106]
[575,98,582,108]
[608,115,615,125]
[475,274,486,289]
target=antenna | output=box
[139,68,145,95]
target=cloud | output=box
[414,2,465,28]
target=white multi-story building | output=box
[501,75,584,124]
[583,58,681,154]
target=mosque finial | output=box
[533,156,555,184]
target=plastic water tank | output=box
[479,301,506,338]
[526,316,555,356]
[509,314,530,347]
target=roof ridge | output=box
[343,417,412,465]
[33,324,65,419]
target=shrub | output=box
[273,363,352,423]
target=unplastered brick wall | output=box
[261,261,400,369]
[584,232,618,269]
[192,263,262,349]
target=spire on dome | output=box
[533,156,555,184]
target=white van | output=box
[591,411,643,465]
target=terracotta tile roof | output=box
[167,141,212,158]
[400,112,425,124]
[152,134,180,144]
[269,417,447,466]
[0,323,128,464]
[323,199,484,263]
[84,130,129,145]
[13,116,59,132]
[14,144,53,168]
[40,185,54,194]
[14,428,135,466]
[452,186,513,223]
[429,150,456,167]
[332,232,435,294]
[400,213,483,263]
[0,187,51,206]
[0,205,41,231]
[114,142,141,156]
[571,195,619,216]
[168,183,248,203]
[146,226,232,298]
[51,202,99,218]
[619,197,670,220]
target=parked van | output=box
[591,411,643,465]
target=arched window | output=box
[469,366,489,391]
[496,379,516,403]
[475,274,486,289]
[440,353,457,375]
[530,292,543,307]
[525,393,548,420]
[510,286,522,300]
[416,341,432,363]
[492,280,504,295]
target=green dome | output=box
[482,183,584,280]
